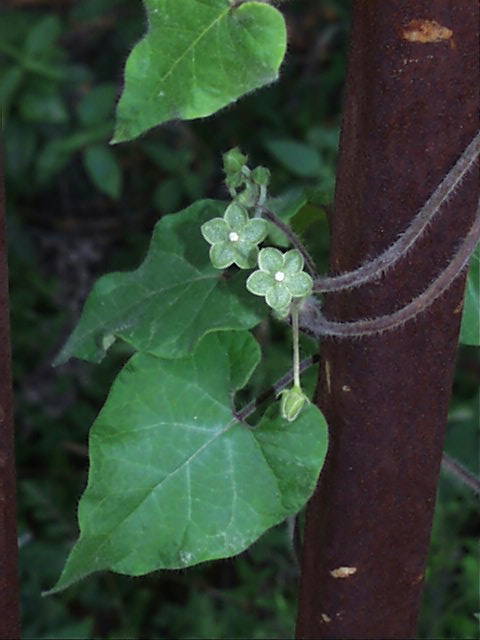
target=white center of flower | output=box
[274,271,285,282]
[229,231,240,242]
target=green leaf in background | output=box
[83,145,122,199]
[55,200,266,365]
[48,331,328,593]
[460,246,479,346]
[4,121,37,179]
[266,187,308,247]
[0,66,23,115]
[153,178,183,213]
[112,0,287,143]
[35,122,113,186]
[77,83,117,127]
[264,138,322,178]
[24,15,62,57]
[20,86,68,124]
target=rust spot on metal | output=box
[330,566,357,579]
[325,360,332,393]
[453,300,464,314]
[402,19,453,44]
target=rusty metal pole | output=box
[0,147,21,638]
[296,2,479,639]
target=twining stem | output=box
[236,355,480,498]
[261,206,319,278]
[313,131,480,293]
[292,303,301,388]
[311,201,480,338]
[235,355,318,422]
[442,453,480,496]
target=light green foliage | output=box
[460,246,479,346]
[247,248,313,311]
[55,200,266,364]
[48,331,328,593]
[201,202,268,269]
[112,0,287,143]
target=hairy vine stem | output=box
[442,453,480,497]
[307,200,480,338]
[235,354,319,422]
[313,131,480,293]
[261,206,319,278]
[237,357,480,497]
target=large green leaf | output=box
[48,331,328,593]
[112,0,287,143]
[460,246,479,346]
[55,200,265,364]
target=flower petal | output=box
[258,247,284,274]
[232,243,258,269]
[285,271,313,297]
[210,242,236,269]
[201,218,229,245]
[283,249,304,275]
[235,241,258,268]
[224,202,249,231]
[266,284,292,310]
[243,218,268,245]
[246,270,275,296]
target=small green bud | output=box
[279,385,308,422]
[225,172,244,191]
[223,147,248,176]
[252,166,271,187]
[236,182,259,208]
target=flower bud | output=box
[223,147,248,176]
[252,166,271,187]
[279,386,308,422]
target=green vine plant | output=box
[46,0,480,595]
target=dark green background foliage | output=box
[2,0,478,638]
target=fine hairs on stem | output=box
[312,201,480,338]
[291,303,301,388]
[442,454,480,497]
[261,206,319,278]
[235,354,480,496]
[235,355,318,423]
[313,132,480,293]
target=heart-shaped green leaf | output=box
[460,245,480,345]
[47,331,328,593]
[112,0,287,143]
[55,201,265,365]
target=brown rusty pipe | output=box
[296,1,479,638]
[0,146,21,638]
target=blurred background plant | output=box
[2,0,478,638]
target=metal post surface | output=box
[0,147,21,638]
[296,2,479,639]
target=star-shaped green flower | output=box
[201,203,268,269]
[246,248,313,311]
